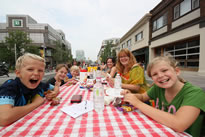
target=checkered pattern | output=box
[0,83,190,137]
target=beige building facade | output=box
[119,13,151,68]
[149,0,205,72]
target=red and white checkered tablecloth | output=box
[0,83,190,137]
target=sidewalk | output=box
[145,71,205,90]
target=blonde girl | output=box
[121,55,205,136]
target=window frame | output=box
[173,0,199,20]
[135,31,143,42]
[152,12,168,31]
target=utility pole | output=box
[14,43,17,63]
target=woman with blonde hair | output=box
[112,48,149,93]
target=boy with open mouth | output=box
[0,53,59,126]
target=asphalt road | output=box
[1,70,205,91]
[0,72,55,86]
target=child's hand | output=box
[50,97,61,106]
[121,89,131,95]
[123,93,141,107]
[55,81,61,87]
[45,90,58,100]
[107,77,114,88]
[32,94,45,106]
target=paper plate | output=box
[106,88,123,98]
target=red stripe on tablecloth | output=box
[19,85,72,136]
[63,118,76,135]
[103,106,115,137]
[110,106,130,136]
[78,111,88,136]
[77,88,91,136]
[63,84,84,135]
[133,112,162,137]
[47,84,80,136]
[135,112,175,137]
[33,84,77,136]
[92,111,101,136]
[5,84,72,136]
[121,112,146,137]
[1,96,50,136]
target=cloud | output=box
[0,0,161,61]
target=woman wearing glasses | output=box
[113,48,149,93]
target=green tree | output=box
[100,40,113,63]
[4,30,32,67]
[24,45,41,56]
[0,43,13,63]
[5,30,32,56]
[111,49,116,59]
[52,40,72,64]
[52,41,62,64]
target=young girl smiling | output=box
[121,55,205,136]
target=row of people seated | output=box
[1,51,204,137]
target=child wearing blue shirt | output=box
[0,53,59,126]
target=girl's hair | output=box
[106,57,116,65]
[70,65,80,72]
[56,64,68,72]
[116,48,137,74]
[15,53,45,70]
[147,54,185,83]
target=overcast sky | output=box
[0,0,161,61]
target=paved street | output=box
[0,71,55,85]
[145,70,205,91]
[1,70,205,91]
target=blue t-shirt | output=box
[0,77,54,106]
[67,73,72,79]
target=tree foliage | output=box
[100,40,116,63]
[0,30,33,68]
[5,30,32,57]
[52,40,72,64]
[24,45,41,56]
[0,43,12,63]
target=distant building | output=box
[119,13,151,69]
[113,0,205,72]
[76,50,85,62]
[149,0,205,72]
[97,38,120,63]
[0,14,72,66]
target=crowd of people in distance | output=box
[0,49,205,137]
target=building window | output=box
[153,13,167,31]
[121,43,125,49]
[127,39,131,50]
[12,19,23,27]
[174,5,180,19]
[174,0,199,20]
[180,0,191,16]
[192,0,199,9]
[135,31,143,42]
[164,40,199,68]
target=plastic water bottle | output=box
[93,69,96,79]
[93,77,104,113]
[96,66,101,79]
[114,74,122,89]
[90,68,93,79]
